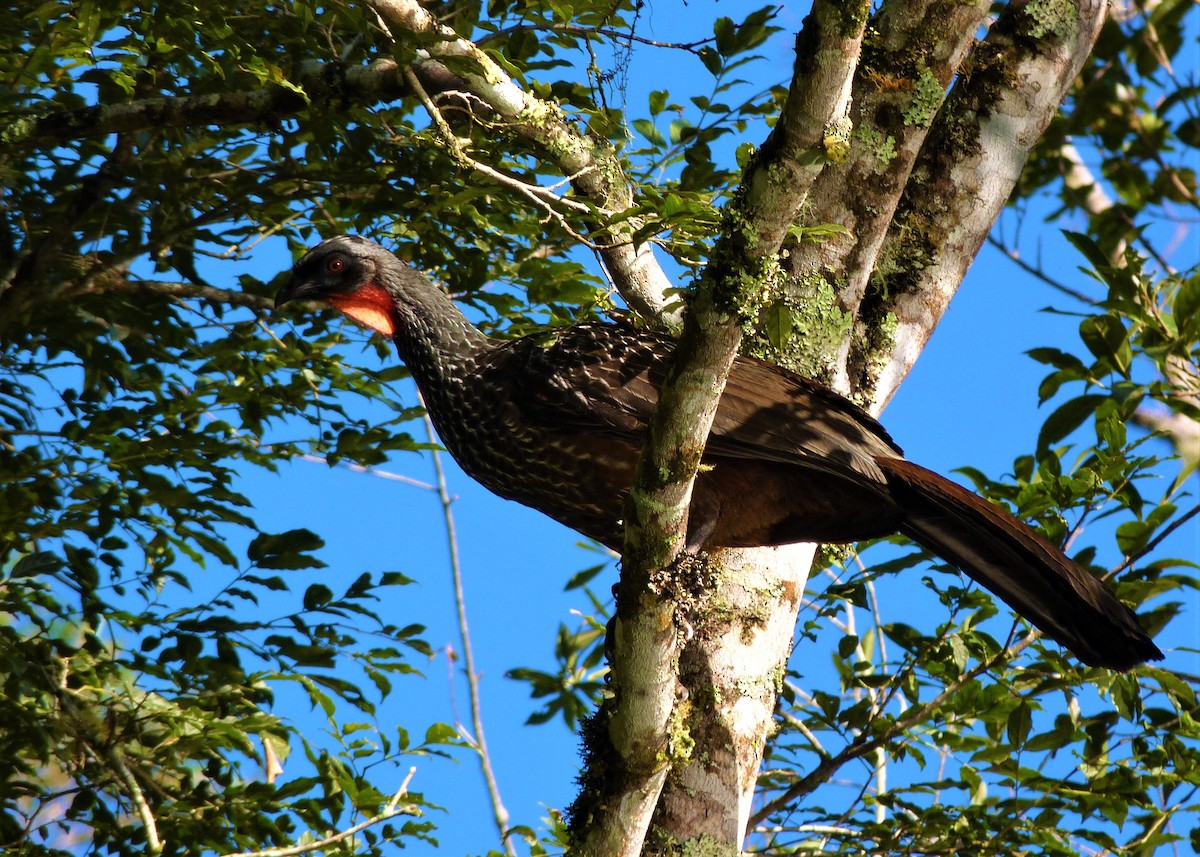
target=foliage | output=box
[750,242,1200,853]
[0,0,1196,854]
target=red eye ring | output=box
[326,256,345,273]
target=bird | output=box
[274,235,1163,671]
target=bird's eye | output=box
[326,256,345,274]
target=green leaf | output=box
[564,563,608,591]
[1007,700,1033,746]
[1037,394,1106,454]
[10,551,63,578]
[764,302,794,351]
[1063,230,1113,272]
[303,583,333,610]
[1079,315,1131,374]
[632,118,665,147]
[1026,347,1088,375]
[697,46,722,75]
[248,529,327,570]
[1175,272,1200,324]
[838,635,859,659]
[423,722,460,745]
[713,16,736,55]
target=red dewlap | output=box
[326,282,397,336]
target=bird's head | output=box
[274,235,405,336]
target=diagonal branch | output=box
[0,59,450,149]
[106,747,163,855]
[364,0,676,323]
[226,768,421,857]
[868,0,1111,409]
[401,66,602,252]
[741,0,876,255]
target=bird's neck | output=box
[390,287,493,390]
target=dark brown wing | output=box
[510,323,901,485]
[504,323,1162,669]
[507,324,664,434]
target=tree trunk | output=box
[656,545,815,844]
[606,2,1112,853]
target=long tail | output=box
[877,457,1162,670]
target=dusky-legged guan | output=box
[275,235,1162,670]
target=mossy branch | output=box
[365,0,677,323]
[868,0,1110,409]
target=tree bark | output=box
[657,545,815,843]
[869,0,1111,409]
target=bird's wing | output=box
[504,324,664,434]
[507,324,901,481]
[710,355,903,461]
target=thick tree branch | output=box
[656,546,814,841]
[743,0,873,256]
[0,59,440,149]
[786,0,992,391]
[616,0,874,635]
[869,0,1110,409]
[85,277,274,310]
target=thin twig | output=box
[478,22,714,52]
[1109,501,1200,579]
[107,749,163,855]
[419,400,516,856]
[299,453,438,491]
[986,234,1095,304]
[402,65,608,253]
[226,768,420,857]
[218,212,305,260]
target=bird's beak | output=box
[273,276,313,310]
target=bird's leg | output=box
[684,500,720,554]
[684,523,715,554]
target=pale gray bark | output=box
[872,0,1111,409]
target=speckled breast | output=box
[415,353,640,550]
